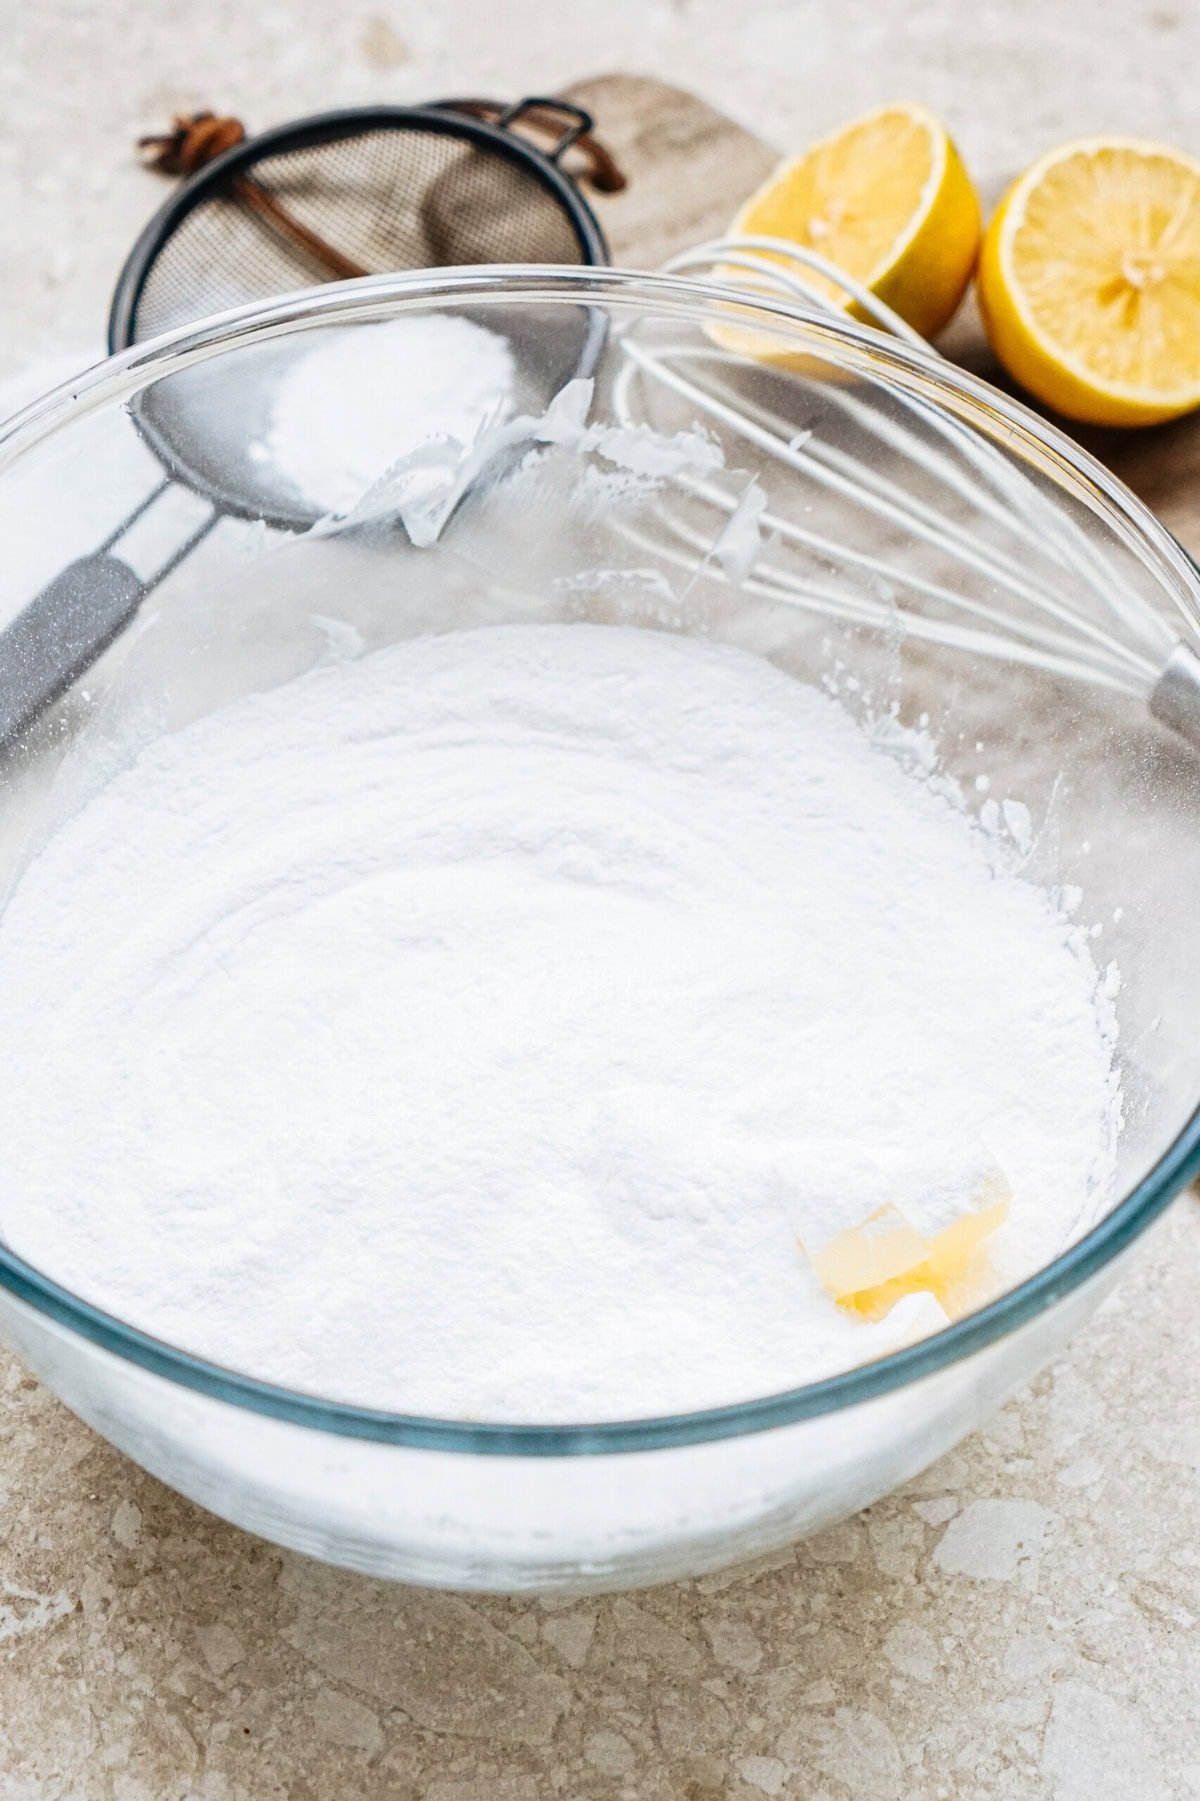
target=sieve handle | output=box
[0,553,144,748]
[440,96,627,192]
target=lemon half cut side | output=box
[723,102,982,359]
[978,136,1200,427]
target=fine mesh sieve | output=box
[118,113,602,346]
[0,99,612,742]
[116,99,609,529]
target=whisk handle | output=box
[0,554,143,749]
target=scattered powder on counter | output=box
[260,314,516,516]
[0,625,1121,1420]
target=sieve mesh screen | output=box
[130,127,592,343]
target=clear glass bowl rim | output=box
[1,263,1197,1457]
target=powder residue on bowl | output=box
[0,625,1121,1420]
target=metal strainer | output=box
[116,100,612,346]
[0,98,612,743]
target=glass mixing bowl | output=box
[0,268,1198,1595]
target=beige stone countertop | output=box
[1,3,1199,1796]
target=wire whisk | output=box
[609,235,1200,738]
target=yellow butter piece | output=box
[805,1170,1010,1323]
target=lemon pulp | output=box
[723,102,981,353]
[979,137,1200,426]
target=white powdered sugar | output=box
[261,314,516,516]
[0,624,1120,1420]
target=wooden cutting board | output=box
[561,72,1200,555]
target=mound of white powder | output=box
[262,314,516,516]
[0,625,1120,1419]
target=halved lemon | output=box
[978,137,1200,427]
[722,103,981,352]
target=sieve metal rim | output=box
[108,99,609,354]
